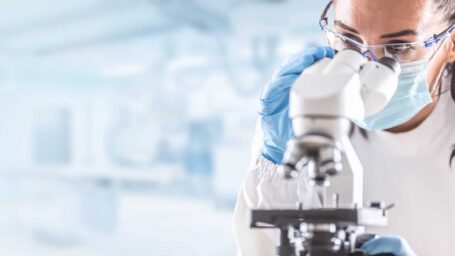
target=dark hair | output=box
[350,0,455,168]
[433,0,455,23]
[450,63,455,167]
[428,0,455,167]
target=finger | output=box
[260,46,335,112]
[276,46,335,77]
[260,74,298,103]
[361,237,416,256]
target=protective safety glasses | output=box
[319,1,455,62]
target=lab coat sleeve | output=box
[232,119,320,256]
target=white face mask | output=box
[353,59,433,131]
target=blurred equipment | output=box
[184,118,219,195]
[250,50,401,255]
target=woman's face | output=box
[333,0,451,91]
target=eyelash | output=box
[341,33,363,44]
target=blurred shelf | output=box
[0,164,185,184]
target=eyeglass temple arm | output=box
[426,21,455,47]
[319,1,333,28]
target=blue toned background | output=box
[0,1,325,255]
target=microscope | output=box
[250,50,401,256]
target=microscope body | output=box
[250,50,401,256]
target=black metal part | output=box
[251,208,390,256]
[277,227,296,256]
[251,208,387,229]
[349,250,368,256]
[306,231,349,256]
[378,57,400,74]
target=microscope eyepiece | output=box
[378,57,401,74]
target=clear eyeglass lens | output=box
[325,30,362,52]
[323,28,433,62]
[384,44,418,61]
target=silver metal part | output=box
[250,50,400,256]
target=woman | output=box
[233,0,455,255]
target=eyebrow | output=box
[380,30,418,38]
[334,20,419,39]
[334,20,359,34]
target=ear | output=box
[445,29,455,63]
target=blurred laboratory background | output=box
[0,0,326,255]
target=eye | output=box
[334,33,363,51]
[341,33,363,44]
[325,29,364,52]
[385,44,415,56]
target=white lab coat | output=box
[233,72,455,255]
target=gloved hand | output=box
[361,236,417,256]
[259,46,335,164]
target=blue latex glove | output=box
[260,46,335,164]
[361,236,417,256]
